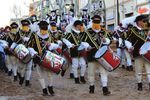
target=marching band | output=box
[0,9,149,97]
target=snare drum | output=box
[14,44,31,64]
[40,50,65,73]
[140,42,150,63]
[95,46,120,72]
[63,49,72,64]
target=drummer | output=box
[81,15,111,95]
[62,20,87,84]
[28,21,58,96]
[127,15,150,91]
[15,19,33,87]
[5,22,19,82]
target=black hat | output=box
[10,22,18,28]
[91,15,101,20]
[50,21,56,26]
[38,21,49,30]
[69,9,74,13]
[73,20,82,27]
[82,9,88,12]
[135,15,146,22]
[21,19,30,26]
[51,10,56,13]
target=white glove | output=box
[48,43,59,51]
[62,38,74,48]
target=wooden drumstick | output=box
[138,73,150,75]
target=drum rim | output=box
[95,46,108,59]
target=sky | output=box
[0,0,35,27]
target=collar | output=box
[37,30,49,39]
[134,23,142,30]
[71,27,80,34]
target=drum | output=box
[10,42,17,50]
[40,50,65,73]
[63,49,72,64]
[78,42,90,58]
[14,44,31,64]
[95,46,120,72]
[140,42,150,63]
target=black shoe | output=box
[42,88,48,96]
[102,87,111,96]
[19,77,24,85]
[138,83,142,91]
[126,66,130,71]
[127,66,133,71]
[48,86,55,96]
[122,65,125,69]
[61,69,66,77]
[14,76,17,82]
[8,70,12,76]
[129,65,133,71]
[70,73,74,79]
[80,76,86,84]
[149,83,150,91]
[89,85,95,93]
[25,80,31,87]
[75,77,80,84]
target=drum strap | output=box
[70,32,78,45]
[85,31,99,49]
[34,34,42,56]
[130,28,146,42]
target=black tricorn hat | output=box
[10,22,18,28]
[51,10,56,13]
[82,9,88,12]
[135,15,147,22]
[73,20,82,27]
[38,21,49,30]
[21,19,30,26]
[50,21,56,26]
[69,9,74,13]
[91,15,101,20]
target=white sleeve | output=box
[48,43,59,51]
[102,38,111,45]
[62,38,74,48]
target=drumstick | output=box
[138,73,150,75]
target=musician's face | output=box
[75,25,81,31]
[139,19,147,29]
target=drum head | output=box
[140,42,150,55]
[95,46,107,59]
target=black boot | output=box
[129,65,133,71]
[8,70,12,76]
[89,85,95,93]
[70,73,74,79]
[61,69,66,77]
[126,66,130,71]
[48,86,55,96]
[127,66,133,71]
[25,80,31,87]
[19,77,24,85]
[75,77,80,84]
[17,72,21,80]
[149,83,150,91]
[138,83,142,91]
[42,88,48,96]
[14,76,17,82]
[122,65,125,69]
[80,76,86,84]
[102,87,111,96]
